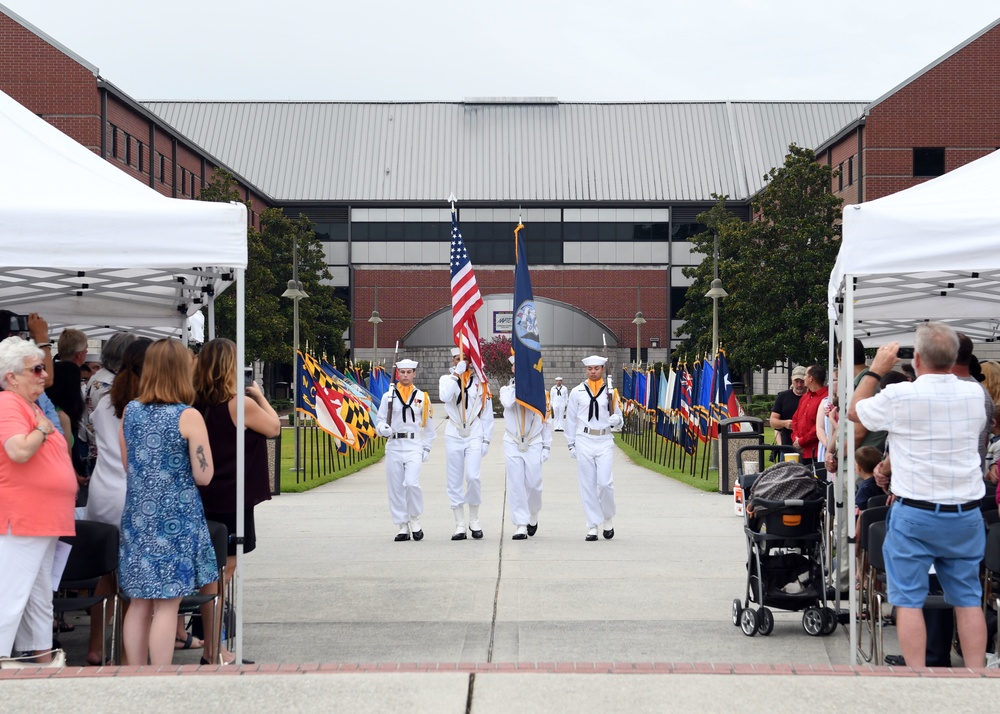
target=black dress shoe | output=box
[527,522,538,537]
[585,534,598,542]
[470,528,483,539]
[394,533,410,542]
[512,532,528,540]
[412,529,424,541]
[883,654,905,666]
[452,531,467,540]
[602,528,614,540]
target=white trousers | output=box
[503,440,543,527]
[576,434,616,528]
[0,530,57,656]
[551,405,566,431]
[445,431,484,509]
[385,445,425,525]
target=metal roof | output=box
[142,100,867,204]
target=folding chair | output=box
[982,525,1000,656]
[53,520,120,666]
[856,505,888,663]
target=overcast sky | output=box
[4,1,998,102]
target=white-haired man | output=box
[500,355,551,540]
[848,322,988,668]
[439,347,494,540]
[565,355,623,541]
[375,359,435,542]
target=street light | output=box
[368,309,383,365]
[632,311,646,364]
[281,237,308,475]
[705,279,728,356]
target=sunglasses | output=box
[24,364,46,375]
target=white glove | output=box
[609,413,623,429]
[481,440,490,457]
[568,443,576,460]
[376,423,392,438]
[454,360,467,375]
[541,447,550,463]
[422,449,430,463]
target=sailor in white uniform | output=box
[549,377,568,431]
[565,355,623,541]
[375,359,435,541]
[499,355,552,540]
[439,347,494,540]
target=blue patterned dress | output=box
[119,401,218,598]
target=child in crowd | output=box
[854,446,884,512]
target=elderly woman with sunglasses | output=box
[0,337,77,665]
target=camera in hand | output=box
[244,366,254,389]
[7,314,28,333]
[897,347,914,359]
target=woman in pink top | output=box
[0,337,77,665]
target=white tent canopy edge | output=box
[827,148,1000,665]
[0,87,251,661]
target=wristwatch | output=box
[34,425,48,442]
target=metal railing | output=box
[283,421,385,490]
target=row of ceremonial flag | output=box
[621,349,746,454]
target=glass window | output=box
[124,133,132,166]
[670,286,687,320]
[652,223,670,241]
[616,223,633,241]
[385,222,404,241]
[351,223,369,241]
[634,223,653,241]
[563,223,580,241]
[913,148,945,177]
[330,224,348,242]
[138,144,144,173]
[580,223,599,241]
[597,223,616,241]
[368,222,386,241]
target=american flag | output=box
[449,212,485,382]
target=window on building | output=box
[138,143,144,173]
[180,168,187,195]
[913,148,945,177]
[109,124,118,158]
[837,163,844,192]
[191,173,196,196]
[847,156,854,186]
[124,133,131,166]
[158,153,165,182]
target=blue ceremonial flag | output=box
[513,223,546,418]
[698,355,715,442]
[622,366,634,402]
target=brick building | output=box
[3,3,998,377]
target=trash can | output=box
[717,416,764,494]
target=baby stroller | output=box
[731,445,836,637]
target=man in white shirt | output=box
[549,377,568,432]
[848,322,987,668]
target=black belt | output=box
[899,498,980,513]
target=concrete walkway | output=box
[12,420,989,712]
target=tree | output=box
[676,145,842,374]
[481,335,513,394]
[198,169,351,364]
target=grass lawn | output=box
[277,426,385,493]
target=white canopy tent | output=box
[827,148,1000,664]
[0,88,251,659]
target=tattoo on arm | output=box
[196,445,208,471]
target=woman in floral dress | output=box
[118,339,216,666]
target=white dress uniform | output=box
[549,380,568,432]
[500,376,552,538]
[376,367,435,540]
[439,361,495,539]
[565,356,624,540]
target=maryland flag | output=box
[297,352,376,450]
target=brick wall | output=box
[353,266,669,349]
[0,13,101,150]
[862,23,1000,201]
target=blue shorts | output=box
[883,501,985,609]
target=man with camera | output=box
[848,322,988,669]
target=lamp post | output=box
[632,311,646,364]
[705,279,728,355]
[281,237,308,475]
[368,310,383,365]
